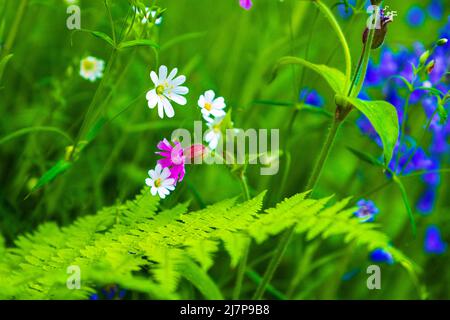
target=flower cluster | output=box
[356,17,449,255]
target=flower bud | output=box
[184,144,207,163]
[419,50,430,65]
[362,14,392,49]
[426,60,435,74]
[436,38,448,46]
[370,0,382,5]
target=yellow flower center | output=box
[82,60,95,72]
[154,178,162,187]
[156,85,165,95]
[204,102,212,111]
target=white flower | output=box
[204,116,225,150]
[145,164,175,199]
[198,90,226,121]
[142,8,163,25]
[146,65,189,118]
[80,56,104,82]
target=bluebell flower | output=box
[416,186,436,214]
[406,6,426,27]
[427,0,444,20]
[370,248,394,264]
[354,199,379,222]
[424,225,447,254]
[299,88,324,108]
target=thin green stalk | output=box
[314,0,352,89]
[70,49,118,159]
[306,118,342,192]
[2,0,28,57]
[395,92,412,168]
[352,25,375,97]
[253,117,342,300]
[233,172,251,299]
[401,106,439,174]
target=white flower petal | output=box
[159,65,168,81]
[146,90,158,109]
[171,75,186,86]
[198,95,205,108]
[154,163,162,176]
[151,187,158,196]
[145,178,152,187]
[169,93,187,106]
[167,68,178,81]
[162,96,175,118]
[211,109,226,117]
[205,90,215,102]
[150,71,159,86]
[160,167,171,180]
[158,188,166,199]
[173,86,189,95]
[212,97,226,109]
[157,98,165,118]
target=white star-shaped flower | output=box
[198,90,226,122]
[145,164,175,199]
[146,65,189,118]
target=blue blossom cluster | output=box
[356,17,449,255]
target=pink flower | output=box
[239,0,252,10]
[156,139,185,183]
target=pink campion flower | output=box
[156,139,185,183]
[239,0,252,10]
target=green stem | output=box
[352,24,375,97]
[306,117,342,192]
[314,0,352,89]
[233,172,251,299]
[2,0,28,57]
[253,117,342,300]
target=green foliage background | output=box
[0,0,449,299]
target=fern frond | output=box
[0,188,415,299]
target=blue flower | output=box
[416,186,436,214]
[427,0,443,20]
[370,248,394,264]
[299,88,324,108]
[354,199,379,222]
[424,225,447,254]
[406,6,426,27]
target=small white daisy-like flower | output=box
[145,164,175,199]
[198,90,226,121]
[146,65,189,119]
[204,116,225,150]
[79,56,104,82]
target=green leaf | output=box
[74,29,115,47]
[347,147,384,168]
[29,160,72,194]
[0,53,13,81]
[179,258,224,299]
[272,56,347,94]
[393,176,416,236]
[118,39,159,50]
[342,97,399,166]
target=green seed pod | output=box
[426,60,435,74]
[419,50,430,65]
